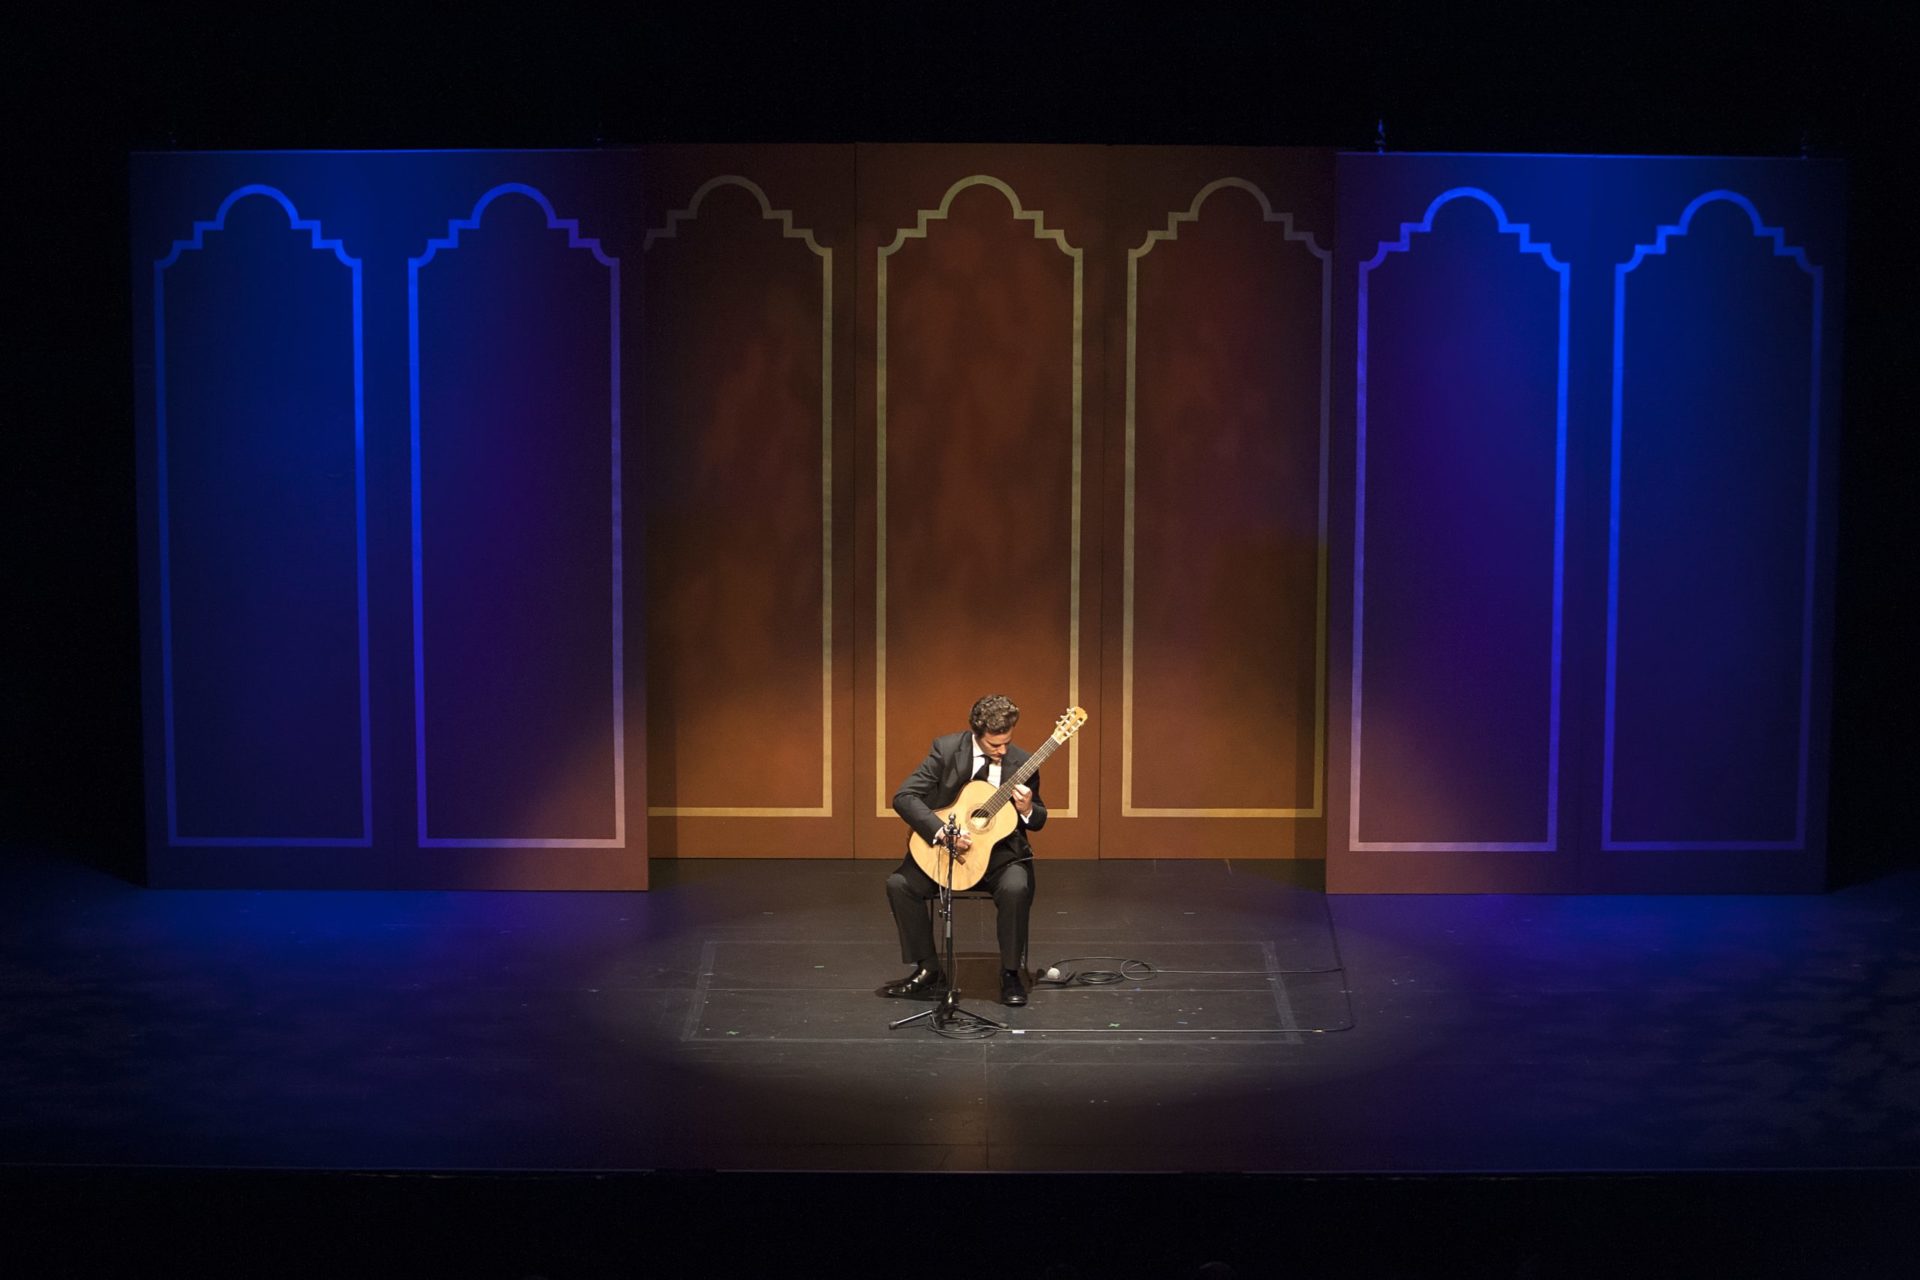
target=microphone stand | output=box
[890,809,1007,1034]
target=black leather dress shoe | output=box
[881,964,947,999]
[1000,968,1028,1007]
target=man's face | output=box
[975,730,1013,763]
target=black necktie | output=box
[973,757,991,782]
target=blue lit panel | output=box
[410,184,624,847]
[1605,192,1822,850]
[153,186,371,846]
[1352,188,1567,852]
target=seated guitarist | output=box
[882,693,1044,1006]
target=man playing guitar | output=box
[881,694,1045,1007]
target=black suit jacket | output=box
[892,731,1048,874]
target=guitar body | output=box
[907,779,1021,892]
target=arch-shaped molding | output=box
[156,184,362,269]
[1604,190,1823,851]
[411,182,619,269]
[641,174,836,817]
[1123,177,1331,818]
[879,173,1079,258]
[1358,186,1568,273]
[1352,186,1570,852]
[643,174,827,256]
[408,182,624,847]
[1132,177,1329,263]
[153,184,370,847]
[874,175,1085,817]
[1616,189,1820,277]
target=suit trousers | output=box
[886,853,1033,972]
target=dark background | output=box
[12,4,1911,885]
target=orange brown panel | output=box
[1099,148,1335,858]
[854,145,1107,860]
[641,146,856,856]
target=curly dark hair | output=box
[969,694,1021,736]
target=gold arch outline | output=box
[1123,178,1329,818]
[876,174,1083,818]
[643,175,834,818]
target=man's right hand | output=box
[943,829,974,856]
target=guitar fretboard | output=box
[976,732,1069,819]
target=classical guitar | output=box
[908,706,1088,891]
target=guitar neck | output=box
[989,733,1064,806]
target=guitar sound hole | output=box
[968,810,990,828]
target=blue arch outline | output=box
[153,184,372,848]
[1352,187,1570,853]
[407,182,626,848]
[1604,191,1823,852]
[409,182,620,270]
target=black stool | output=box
[925,885,1030,974]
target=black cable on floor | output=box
[1016,895,1358,1033]
[915,893,1359,1036]
[927,1006,1004,1040]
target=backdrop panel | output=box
[852,144,1107,860]
[638,146,857,857]
[412,185,623,847]
[148,187,370,848]
[1352,188,1567,852]
[1607,194,1823,852]
[1328,154,1842,892]
[133,151,649,888]
[1098,147,1335,859]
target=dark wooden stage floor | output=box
[3,848,1916,1275]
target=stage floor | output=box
[2,850,1918,1176]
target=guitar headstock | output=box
[1050,706,1089,743]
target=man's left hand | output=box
[1011,783,1034,816]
